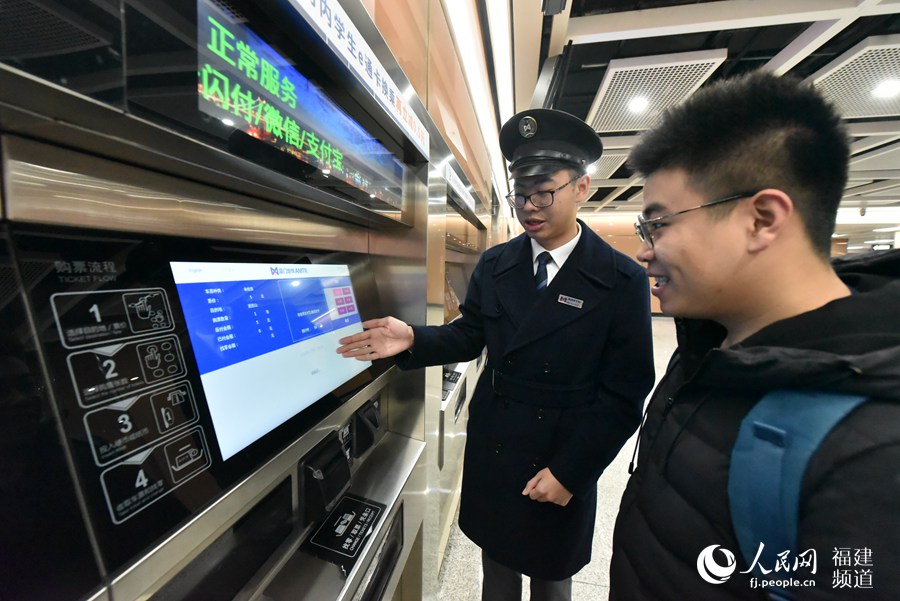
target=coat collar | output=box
[492,220,618,287]
[492,220,620,354]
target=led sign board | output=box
[284,0,429,158]
[197,0,404,209]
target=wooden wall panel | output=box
[362,0,429,100]
[426,0,492,210]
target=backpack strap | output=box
[728,390,868,599]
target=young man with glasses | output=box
[338,108,655,601]
[610,70,900,599]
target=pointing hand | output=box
[336,317,414,360]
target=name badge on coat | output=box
[557,294,584,309]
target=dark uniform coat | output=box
[399,221,655,580]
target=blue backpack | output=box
[728,390,868,601]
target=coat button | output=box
[505,358,513,367]
[495,303,503,313]
[536,409,544,420]
[495,443,503,454]
[543,362,551,374]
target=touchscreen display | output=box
[170,262,370,460]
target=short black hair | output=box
[628,70,849,258]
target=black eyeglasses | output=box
[634,191,760,248]
[506,175,583,210]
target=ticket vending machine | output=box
[1,1,437,598]
[0,133,426,601]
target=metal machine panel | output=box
[3,137,369,254]
[0,0,436,597]
[6,222,387,570]
[0,138,426,600]
[0,225,106,601]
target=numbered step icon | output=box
[53,288,174,349]
[68,335,187,408]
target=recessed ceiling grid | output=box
[810,36,900,119]
[0,0,106,59]
[586,50,727,133]
[593,153,627,178]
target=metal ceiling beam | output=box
[847,120,900,136]
[765,0,892,73]
[511,0,544,113]
[599,135,642,149]
[765,19,845,74]
[586,178,635,188]
[547,1,573,57]
[844,180,900,195]
[590,173,641,212]
[850,139,900,165]
[849,170,900,180]
[851,135,900,155]
[566,0,899,45]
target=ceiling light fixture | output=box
[873,79,900,99]
[873,226,900,232]
[628,96,649,113]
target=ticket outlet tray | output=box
[301,493,387,573]
[301,431,352,525]
[264,433,425,601]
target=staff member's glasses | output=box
[634,191,760,248]
[506,175,583,209]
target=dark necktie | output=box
[535,251,551,291]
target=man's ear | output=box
[747,189,793,252]
[575,174,591,203]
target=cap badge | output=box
[518,116,538,138]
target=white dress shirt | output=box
[530,223,582,286]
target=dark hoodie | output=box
[609,250,900,600]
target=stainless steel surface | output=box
[369,162,429,446]
[0,64,412,230]
[3,136,369,253]
[0,1,490,598]
[0,129,434,601]
[420,164,486,600]
[2,103,434,601]
[84,587,111,601]
[433,358,483,570]
[263,432,426,601]
[109,368,398,601]
[421,168,450,601]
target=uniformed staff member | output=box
[337,108,655,601]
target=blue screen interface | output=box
[170,261,370,459]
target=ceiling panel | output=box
[518,0,900,252]
[586,49,726,133]
[807,34,900,118]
